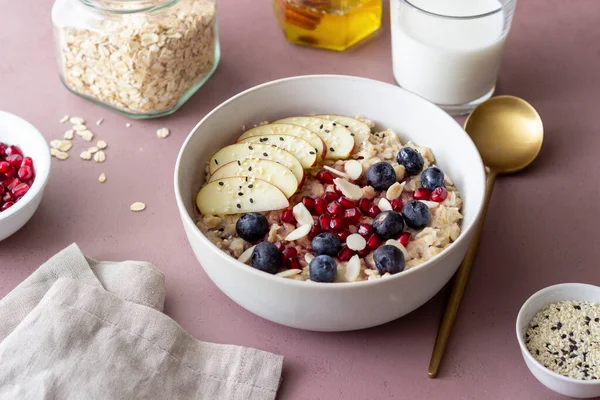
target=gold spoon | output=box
[428,95,544,378]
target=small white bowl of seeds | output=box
[516,283,600,398]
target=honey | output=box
[274,0,382,51]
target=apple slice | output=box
[315,115,371,145]
[274,116,355,160]
[238,123,326,160]
[209,158,299,198]
[209,143,304,183]
[238,135,317,168]
[196,177,288,215]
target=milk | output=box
[391,0,509,107]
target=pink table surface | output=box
[2,1,600,399]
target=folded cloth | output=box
[0,244,283,400]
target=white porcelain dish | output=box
[174,75,486,331]
[0,111,51,241]
[516,283,600,398]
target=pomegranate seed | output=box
[0,185,4,195]
[301,196,315,211]
[18,165,34,180]
[21,157,34,167]
[357,223,374,238]
[338,246,356,261]
[12,182,29,198]
[337,231,351,242]
[316,170,335,184]
[282,247,298,260]
[314,198,327,214]
[5,145,23,157]
[323,191,338,202]
[414,188,431,201]
[338,196,355,209]
[329,216,345,231]
[358,248,370,258]
[367,205,381,218]
[398,232,411,246]
[5,154,23,168]
[391,199,403,212]
[318,214,331,231]
[273,241,285,252]
[308,224,322,239]
[327,201,343,217]
[366,234,381,250]
[0,161,9,173]
[1,201,14,211]
[3,191,12,202]
[281,209,297,225]
[4,166,16,179]
[0,143,6,157]
[343,207,362,223]
[3,178,15,188]
[431,187,448,202]
[358,198,373,213]
[289,258,302,270]
[7,178,20,191]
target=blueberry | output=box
[401,200,431,229]
[309,255,337,283]
[311,232,341,256]
[250,242,282,274]
[372,210,404,240]
[373,245,405,275]
[366,162,396,191]
[236,212,268,241]
[396,147,424,176]
[420,166,446,190]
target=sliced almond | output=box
[346,233,366,251]
[87,146,99,154]
[304,253,315,264]
[93,150,106,163]
[344,160,363,180]
[96,140,107,149]
[323,165,349,179]
[276,269,302,278]
[385,239,409,259]
[237,245,256,264]
[333,178,363,201]
[50,139,62,149]
[393,165,406,181]
[80,151,92,160]
[420,200,440,209]
[292,203,314,226]
[98,173,106,183]
[285,224,312,241]
[344,255,361,282]
[63,129,74,140]
[386,182,405,201]
[58,140,72,152]
[59,115,70,123]
[69,116,85,125]
[378,197,393,211]
[444,174,454,186]
[156,127,170,139]
[73,124,87,132]
[130,202,146,212]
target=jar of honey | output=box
[274,0,382,51]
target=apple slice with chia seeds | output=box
[209,143,304,183]
[208,158,299,198]
[196,177,288,215]
[315,115,371,145]
[274,116,355,160]
[237,123,326,160]
[238,134,317,168]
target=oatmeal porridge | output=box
[195,115,463,283]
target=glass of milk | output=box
[390,0,516,115]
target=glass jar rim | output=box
[79,0,179,14]
[401,0,515,20]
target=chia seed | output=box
[526,300,600,380]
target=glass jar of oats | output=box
[51,0,219,118]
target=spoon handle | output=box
[428,171,497,378]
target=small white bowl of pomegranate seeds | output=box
[0,111,51,241]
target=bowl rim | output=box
[515,282,600,386]
[174,74,486,289]
[0,110,51,221]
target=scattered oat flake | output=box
[73,124,87,132]
[96,118,104,125]
[50,139,62,149]
[96,140,107,149]
[80,130,94,142]
[58,140,72,152]
[125,123,132,128]
[80,151,92,160]
[64,129,74,140]
[59,115,70,124]
[93,150,106,163]
[87,146,99,154]
[156,127,170,139]
[130,202,146,212]
[98,173,106,183]
[55,150,69,160]
[69,117,85,124]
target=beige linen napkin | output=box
[0,244,283,400]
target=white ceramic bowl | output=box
[516,283,600,398]
[174,75,486,331]
[0,111,51,241]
